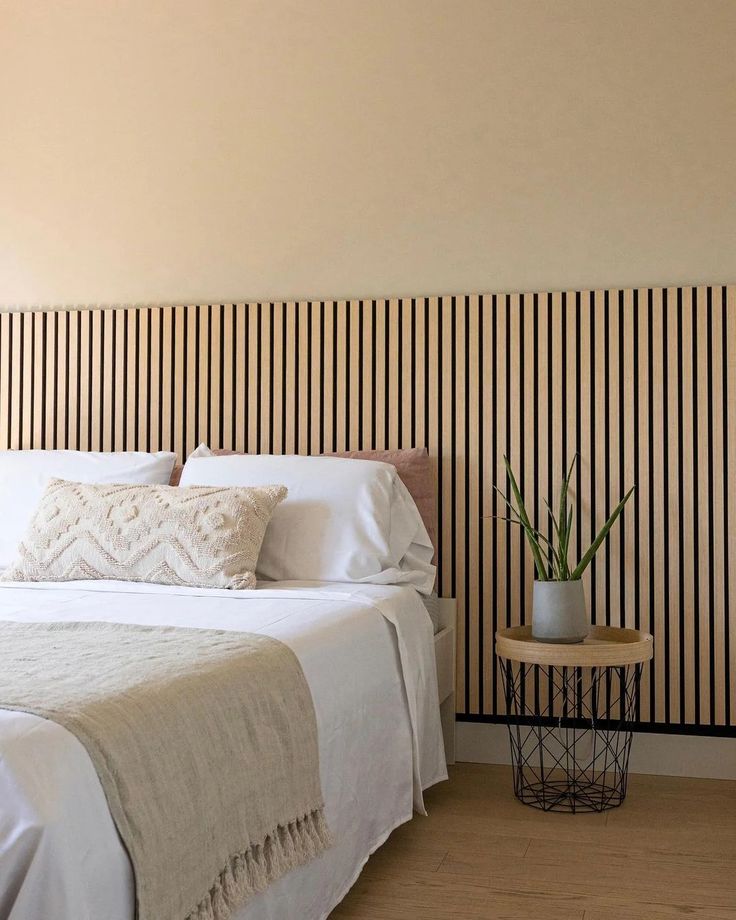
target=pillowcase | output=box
[179,452,436,593]
[0,449,177,572]
[185,446,437,559]
[1,478,287,589]
[323,448,437,562]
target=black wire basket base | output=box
[501,661,642,814]
[514,772,627,813]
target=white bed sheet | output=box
[0,579,447,920]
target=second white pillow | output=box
[179,453,435,593]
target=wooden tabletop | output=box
[495,625,654,667]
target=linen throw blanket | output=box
[0,620,330,920]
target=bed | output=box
[0,441,453,919]
[0,577,450,920]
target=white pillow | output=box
[0,450,177,572]
[179,451,436,593]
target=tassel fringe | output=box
[186,808,331,920]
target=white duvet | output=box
[0,579,447,920]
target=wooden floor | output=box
[330,763,736,920]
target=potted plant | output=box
[496,455,634,643]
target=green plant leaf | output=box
[570,486,635,580]
[491,489,558,552]
[503,456,549,579]
[562,505,574,579]
[490,514,561,575]
[542,498,564,579]
[557,454,577,580]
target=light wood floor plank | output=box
[331,764,736,919]
[583,906,736,920]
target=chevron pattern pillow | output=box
[1,478,287,589]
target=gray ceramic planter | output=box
[532,580,588,643]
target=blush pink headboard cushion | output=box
[169,464,184,486]
[323,448,437,561]
[172,447,437,561]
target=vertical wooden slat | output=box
[608,292,622,629]
[373,302,386,451]
[577,291,592,637]
[521,292,536,710]
[221,305,234,451]
[87,310,100,450]
[0,313,9,449]
[400,298,413,448]
[231,305,245,453]
[549,290,564,582]
[414,299,426,453]
[297,302,310,456]
[172,306,185,458]
[113,309,125,451]
[387,299,400,449]
[480,296,494,715]
[9,313,21,448]
[454,296,467,713]
[665,287,682,723]
[182,306,195,456]
[695,286,711,724]
[129,308,141,451]
[76,311,88,451]
[66,311,79,451]
[508,293,522,637]
[711,292,726,725]
[467,295,480,713]
[622,289,637,633]
[33,312,44,448]
[426,296,440,579]
[634,291,651,721]
[271,302,284,456]
[592,290,607,628]
[21,312,33,448]
[347,300,361,450]
[284,302,297,454]
[159,308,173,454]
[208,305,222,449]
[102,309,114,451]
[565,291,580,568]
[494,294,509,712]
[195,305,208,451]
[521,292,535,626]
[245,304,257,453]
[334,302,347,452]
[308,303,320,456]
[440,296,454,608]
[680,288,696,724]
[361,301,375,452]
[726,287,736,723]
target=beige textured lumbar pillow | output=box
[1,478,287,589]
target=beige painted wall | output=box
[1,0,735,309]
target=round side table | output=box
[496,625,653,814]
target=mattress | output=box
[0,579,447,920]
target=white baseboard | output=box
[456,722,736,780]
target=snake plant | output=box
[495,454,634,581]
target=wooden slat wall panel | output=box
[1,287,734,734]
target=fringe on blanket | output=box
[187,808,332,920]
